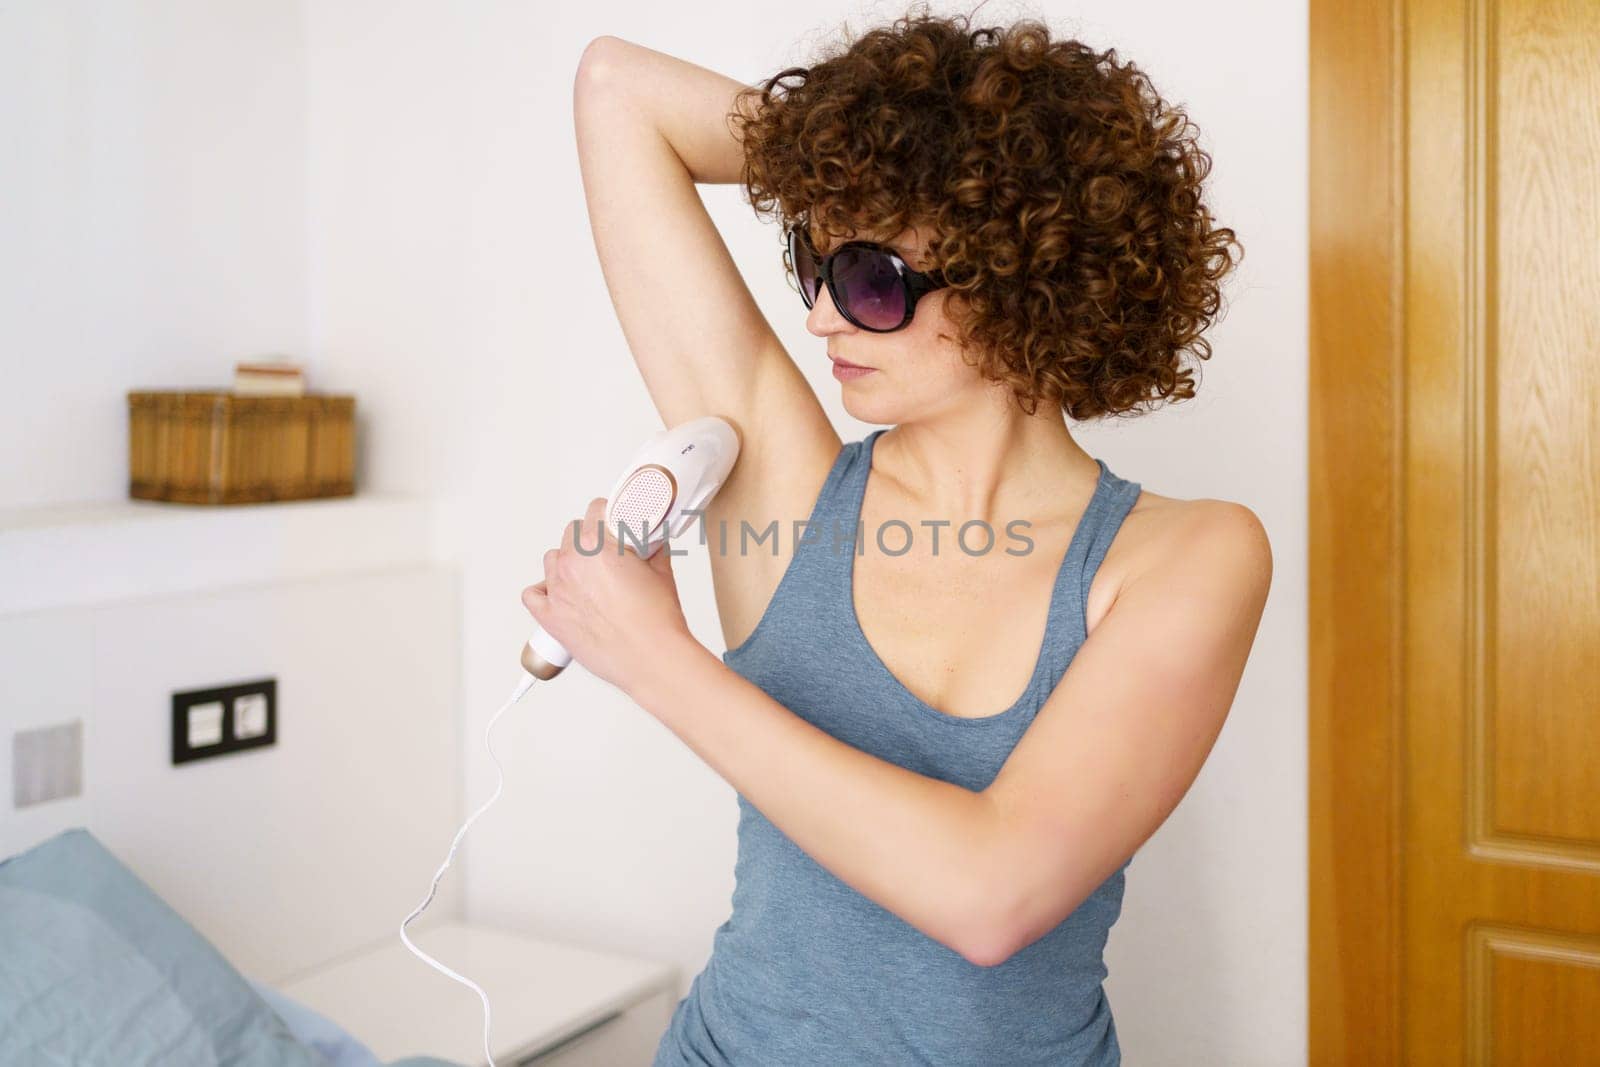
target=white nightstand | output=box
[278,920,681,1066]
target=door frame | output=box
[1309,0,1406,1061]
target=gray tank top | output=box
[653,427,1143,1066]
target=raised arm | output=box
[572,36,838,460]
[572,36,842,650]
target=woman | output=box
[524,8,1271,1064]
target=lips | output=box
[829,356,872,370]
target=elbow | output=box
[953,870,1022,969]
[961,877,1100,968]
[576,35,629,95]
[951,799,1028,968]
[961,937,1014,970]
[959,916,1019,969]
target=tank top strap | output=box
[1034,456,1143,692]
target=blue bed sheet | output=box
[0,827,466,1067]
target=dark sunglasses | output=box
[784,222,949,333]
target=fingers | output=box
[529,496,641,618]
[520,579,548,616]
[560,497,613,555]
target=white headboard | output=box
[1,563,464,985]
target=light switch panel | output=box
[172,678,276,764]
[187,701,224,747]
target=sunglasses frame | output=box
[783,222,949,333]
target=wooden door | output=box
[1311,0,1600,1063]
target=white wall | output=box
[0,0,464,990]
[0,0,310,508]
[4,0,1306,1062]
[304,1,1307,1063]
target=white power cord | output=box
[399,670,538,1067]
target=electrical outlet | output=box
[172,679,276,765]
[235,692,269,739]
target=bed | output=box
[0,827,466,1067]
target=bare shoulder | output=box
[1091,487,1273,635]
[1118,490,1272,585]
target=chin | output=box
[840,388,896,425]
[843,379,965,426]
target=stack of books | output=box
[233,360,306,397]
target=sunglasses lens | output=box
[790,230,821,307]
[831,246,908,331]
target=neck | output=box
[872,400,1097,524]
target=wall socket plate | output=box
[172,678,277,765]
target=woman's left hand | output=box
[521,496,696,697]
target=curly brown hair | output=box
[729,4,1243,420]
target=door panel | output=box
[1313,0,1600,1061]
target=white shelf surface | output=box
[0,492,436,614]
[277,919,679,1065]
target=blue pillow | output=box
[0,827,329,1067]
[248,978,384,1067]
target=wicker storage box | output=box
[128,391,356,504]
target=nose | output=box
[805,280,854,337]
